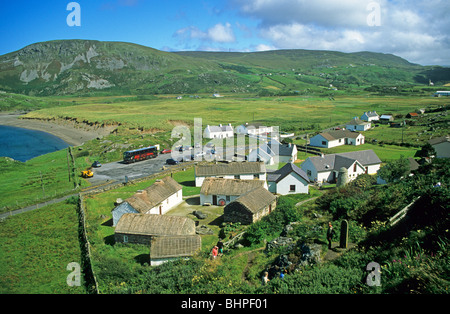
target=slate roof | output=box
[195,161,266,177]
[125,176,182,213]
[267,163,310,183]
[317,130,363,141]
[200,177,265,196]
[306,150,381,172]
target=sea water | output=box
[0,125,69,162]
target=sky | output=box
[0,0,449,66]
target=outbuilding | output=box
[150,235,202,266]
[224,187,277,224]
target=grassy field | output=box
[0,200,86,294]
[0,150,91,213]
[23,94,449,135]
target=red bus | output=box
[123,146,158,163]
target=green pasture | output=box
[24,94,449,135]
[0,200,86,294]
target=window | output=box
[322,141,326,146]
[123,235,128,243]
[226,195,230,202]
[234,175,240,179]
[290,185,296,192]
[307,170,312,176]
[254,174,260,179]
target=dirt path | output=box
[323,242,357,262]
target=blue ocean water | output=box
[0,125,70,162]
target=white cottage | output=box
[267,163,310,195]
[346,118,371,131]
[235,123,274,136]
[204,124,234,139]
[301,150,381,184]
[111,176,183,226]
[309,130,365,148]
[361,111,379,122]
[248,139,298,165]
[195,161,266,187]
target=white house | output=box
[301,150,382,184]
[194,161,267,187]
[235,123,274,136]
[429,136,450,158]
[361,111,379,122]
[248,139,298,165]
[200,177,266,206]
[309,130,365,148]
[204,124,234,139]
[267,163,310,195]
[346,118,371,131]
[111,176,183,226]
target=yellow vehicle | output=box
[81,169,94,178]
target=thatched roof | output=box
[125,176,182,213]
[230,187,276,214]
[200,177,265,196]
[115,213,196,236]
[195,161,266,177]
[150,235,201,259]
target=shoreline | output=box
[0,113,111,146]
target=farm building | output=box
[224,186,277,224]
[150,235,202,266]
[204,124,234,139]
[406,112,419,118]
[309,130,365,148]
[200,177,266,206]
[346,118,371,131]
[111,176,183,226]
[267,163,310,195]
[379,114,394,124]
[301,150,381,184]
[195,161,266,187]
[114,213,196,245]
[361,111,379,122]
[235,123,274,136]
[429,136,450,158]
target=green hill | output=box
[0,40,449,96]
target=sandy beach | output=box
[0,114,112,146]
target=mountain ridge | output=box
[0,39,448,96]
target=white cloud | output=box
[230,0,450,65]
[175,23,235,43]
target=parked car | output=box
[92,161,102,168]
[161,148,172,154]
[166,158,179,165]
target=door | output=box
[212,195,217,205]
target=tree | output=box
[377,156,410,183]
[415,143,436,158]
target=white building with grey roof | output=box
[301,150,381,184]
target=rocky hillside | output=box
[0,40,448,96]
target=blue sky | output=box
[1,0,449,65]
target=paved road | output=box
[87,153,172,186]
